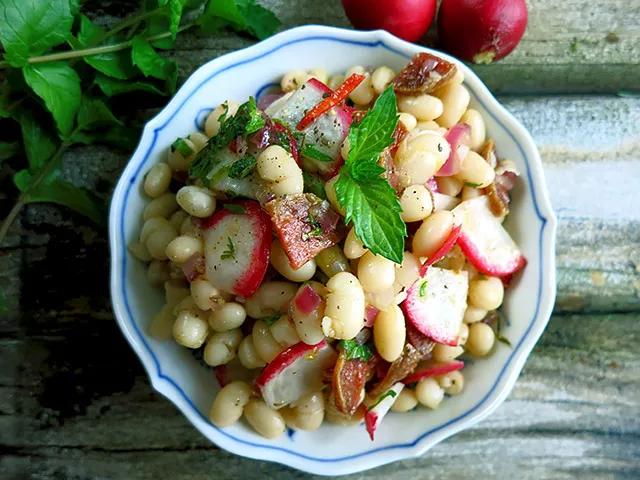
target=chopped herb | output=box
[220,236,236,260]
[465,182,482,188]
[171,137,194,157]
[419,280,428,298]
[370,389,398,409]
[217,102,229,124]
[262,313,281,326]
[228,154,257,179]
[190,97,265,181]
[301,143,334,163]
[223,204,246,214]
[302,213,323,241]
[339,339,373,362]
[303,171,327,200]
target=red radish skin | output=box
[364,305,379,328]
[438,0,528,64]
[437,123,471,177]
[403,360,464,384]
[419,224,462,276]
[364,382,405,440]
[294,284,322,315]
[342,0,437,42]
[202,200,271,297]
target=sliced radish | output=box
[364,305,379,328]
[402,266,469,346]
[294,284,322,314]
[364,382,404,441]
[437,123,471,176]
[203,200,271,297]
[419,224,462,276]
[452,196,527,277]
[266,78,351,176]
[402,360,464,384]
[256,340,336,409]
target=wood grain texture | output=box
[1,0,640,477]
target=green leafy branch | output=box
[0,0,280,244]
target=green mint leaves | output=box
[198,0,280,40]
[335,86,406,263]
[340,339,373,362]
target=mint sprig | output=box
[339,339,374,362]
[335,86,406,263]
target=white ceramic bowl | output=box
[109,25,557,476]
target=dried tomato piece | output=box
[264,193,345,269]
[333,349,370,415]
[368,343,423,398]
[406,323,436,358]
[394,52,458,95]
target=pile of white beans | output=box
[130,63,511,440]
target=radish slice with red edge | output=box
[364,382,404,441]
[364,305,379,328]
[202,200,271,297]
[255,340,336,409]
[419,224,462,276]
[296,73,365,130]
[452,196,527,277]
[294,284,322,314]
[402,360,464,385]
[436,123,471,176]
[402,266,469,346]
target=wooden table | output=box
[2,0,639,478]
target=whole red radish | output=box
[341,0,437,42]
[438,0,528,64]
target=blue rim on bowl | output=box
[109,25,557,476]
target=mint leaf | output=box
[168,0,184,39]
[14,169,105,225]
[0,0,73,66]
[335,172,405,263]
[339,339,373,362]
[262,313,281,326]
[94,74,165,96]
[18,110,58,170]
[22,62,81,137]
[335,86,404,263]
[73,16,137,80]
[346,86,398,167]
[0,142,18,161]
[75,96,123,131]
[131,36,178,89]
[171,138,194,157]
[370,389,397,409]
[228,154,256,179]
[302,171,327,200]
[199,0,280,39]
[419,280,428,297]
[220,236,236,260]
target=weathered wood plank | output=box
[1,313,639,478]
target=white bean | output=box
[147,260,170,286]
[374,305,406,362]
[167,137,197,171]
[458,323,470,346]
[463,305,488,324]
[203,329,242,366]
[436,83,470,128]
[357,251,396,293]
[165,280,190,306]
[149,304,175,340]
[187,132,209,151]
[466,322,495,357]
[394,251,421,290]
[169,210,189,232]
[237,335,266,369]
[324,175,346,215]
[143,192,178,220]
[270,240,316,282]
[205,101,239,137]
[252,319,283,363]
[468,276,504,310]
[165,235,203,264]
[144,162,172,198]
[245,281,297,319]
[244,399,286,439]
[416,377,444,409]
[461,184,483,201]
[328,74,345,90]
[256,145,303,196]
[398,112,418,131]
[395,131,450,186]
[371,66,395,94]
[391,388,418,413]
[348,72,374,106]
[191,279,224,311]
[432,344,464,362]
[460,109,486,151]
[287,391,325,431]
[208,302,246,332]
[455,150,495,188]
[146,223,178,260]
[322,272,365,340]
[176,185,216,218]
[307,67,329,84]
[412,210,455,258]
[281,70,308,92]
[270,315,301,347]
[209,381,252,427]
[436,176,464,197]
[398,94,444,121]
[344,227,367,259]
[400,184,433,222]
[128,241,152,262]
[438,370,464,395]
[172,310,208,348]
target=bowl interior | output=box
[110,28,555,475]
